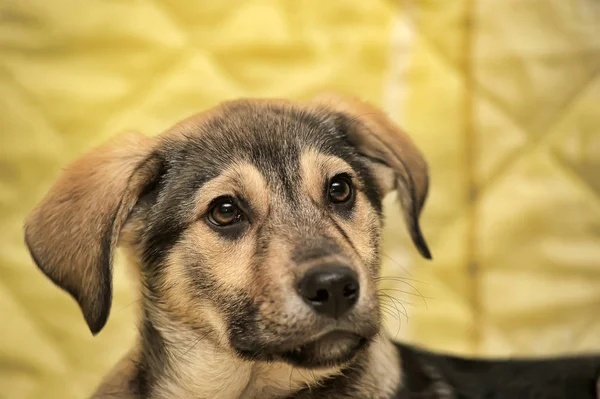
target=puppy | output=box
[24,94,600,398]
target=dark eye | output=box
[208,197,243,226]
[328,174,353,204]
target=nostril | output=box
[308,289,330,303]
[343,281,359,299]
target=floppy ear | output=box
[24,133,161,335]
[312,93,432,259]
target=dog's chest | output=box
[153,351,252,399]
[152,342,330,399]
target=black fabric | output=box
[394,343,600,399]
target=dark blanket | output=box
[395,343,600,399]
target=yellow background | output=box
[1,1,599,397]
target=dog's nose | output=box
[298,266,359,319]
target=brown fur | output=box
[25,132,160,334]
[25,94,432,398]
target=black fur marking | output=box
[327,215,359,258]
[249,223,269,275]
[226,293,263,358]
[133,313,169,398]
[130,359,149,398]
[355,158,386,215]
[205,218,250,240]
[88,204,120,335]
[185,255,217,294]
[141,219,186,270]
[135,152,167,207]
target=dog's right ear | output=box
[24,133,162,335]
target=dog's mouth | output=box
[233,329,369,368]
[279,331,368,368]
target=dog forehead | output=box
[167,100,345,150]
[160,101,353,186]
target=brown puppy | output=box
[24,94,600,399]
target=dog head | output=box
[24,94,430,369]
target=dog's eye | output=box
[208,197,243,226]
[328,174,353,204]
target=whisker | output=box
[382,294,411,322]
[380,292,403,340]
[375,275,428,284]
[115,298,142,312]
[375,278,430,309]
[181,332,207,357]
[381,253,413,277]
[379,304,401,324]
[378,288,435,301]
[377,294,416,307]
[379,304,399,319]
[379,294,409,321]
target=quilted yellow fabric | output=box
[387,0,600,357]
[1,1,599,398]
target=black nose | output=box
[298,266,359,319]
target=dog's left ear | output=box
[24,133,161,335]
[312,94,432,259]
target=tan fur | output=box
[300,148,363,199]
[24,132,158,334]
[24,94,434,399]
[360,336,403,397]
[149,318,339,399]
[93,349,142,398]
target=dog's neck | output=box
[121,308,402,399]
